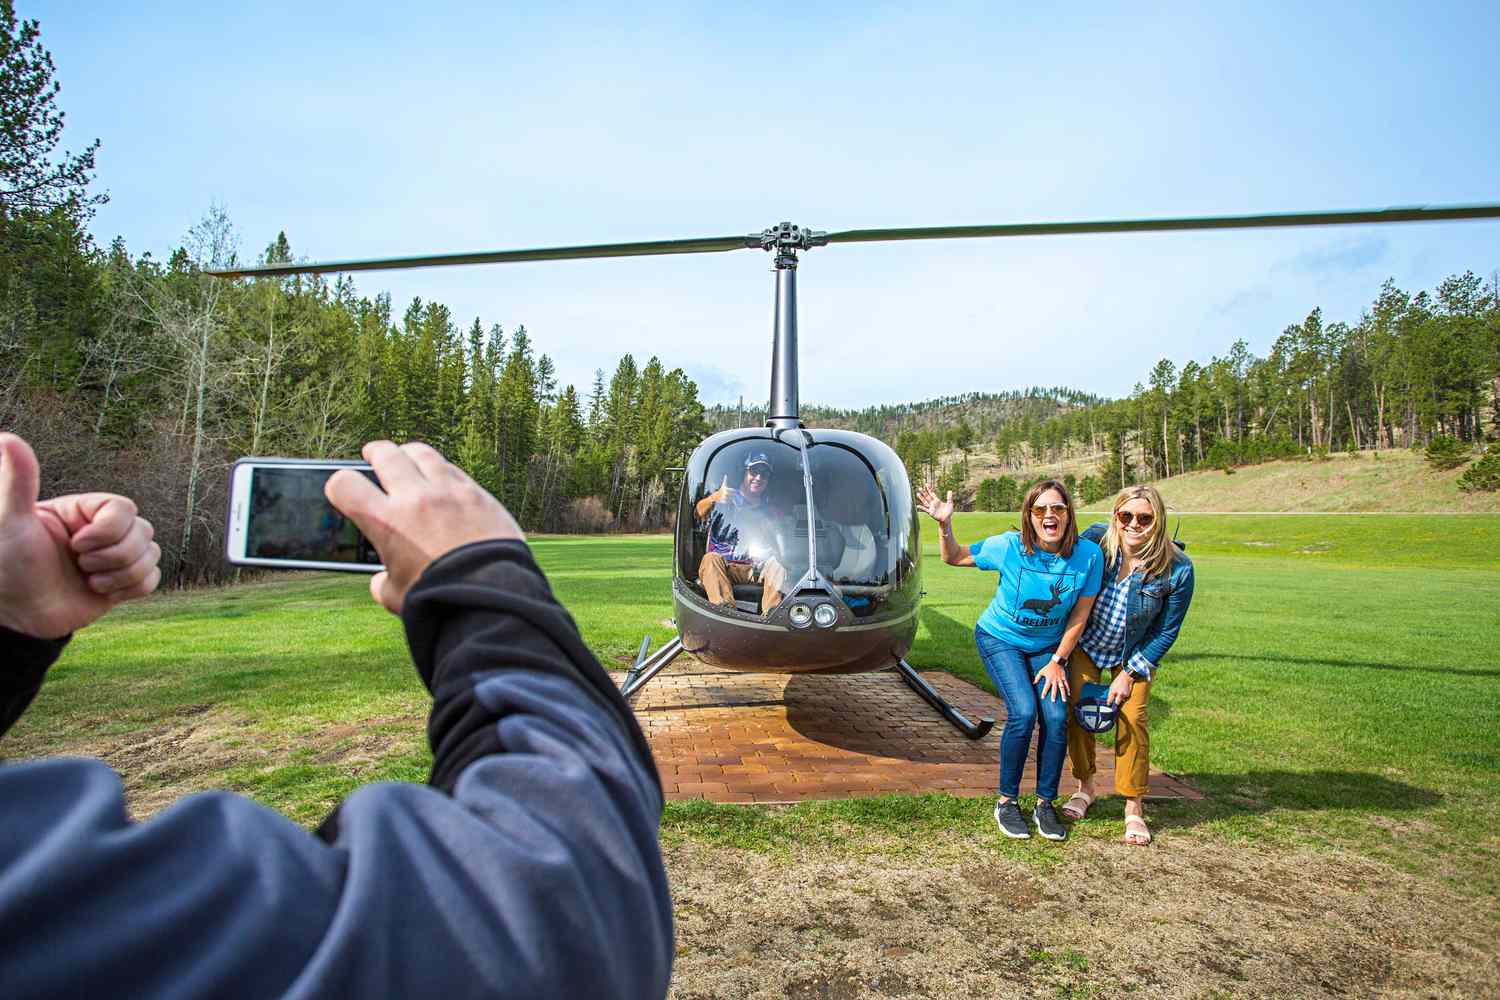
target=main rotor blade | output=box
[825,204,1500,246]
[208,233,756,278]
[209,203,1500,278]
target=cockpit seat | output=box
[829,523,879,583]
[731,583,762,614]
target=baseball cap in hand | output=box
[1073,682,1118,733]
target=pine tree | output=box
[494,326,539,518]
[0,2,103,216]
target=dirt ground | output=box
[10,711,1497,998]
[664,834,1499,1000]
[2,706,418,819]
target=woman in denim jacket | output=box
[1060,484,1194,845]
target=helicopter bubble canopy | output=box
[676,428,920,622]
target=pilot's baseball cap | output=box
[745,452,772,473]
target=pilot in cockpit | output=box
[694,451,788,615]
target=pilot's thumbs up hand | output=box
[716,475,730,501]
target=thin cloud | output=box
[684,364,749,407]
[1215,285,1272,315]
[1273,237,1389,274]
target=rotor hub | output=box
[746,221,828,257]
[744,222,828,270]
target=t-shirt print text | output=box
[1013,569,1074,628]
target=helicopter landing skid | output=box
[894,659,995,741]
[622,635,685,701]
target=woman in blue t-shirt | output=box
[917,478,1103,842]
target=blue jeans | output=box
[975,626,1068,802]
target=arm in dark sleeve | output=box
[0,540,672,1000]
[0,626,69,739]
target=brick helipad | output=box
[616,662,1203,804]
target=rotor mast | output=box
[756,223,828,430]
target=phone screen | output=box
[244,466,381,567]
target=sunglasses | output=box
[1030,503,1069,518]
[1116,510,1155,528]
[746,467,770,478]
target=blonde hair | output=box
[1101,484,1174,580]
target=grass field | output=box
[5,515,1498,996]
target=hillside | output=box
[1121,449,1500,513]
[704,387,1100,439]
[931,428,1500,512]
[964,448,1495,514]
[971,447,1500,513]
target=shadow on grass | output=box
[1171,651,1500,678]
[1142,768,1441,835]
[910,605,985,686]
[13,648,424,746]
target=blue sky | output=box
[30,2,1500,408]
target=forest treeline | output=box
[710,269,1500,510]
[705,387,1101,439]
[977,271,1500,506]
[0,2,711,588]
[4,4,1498,588]
[3,210,709,585]
[706,388,1102,502]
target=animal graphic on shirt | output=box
[1021,579,1070,616]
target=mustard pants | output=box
[698,552,787,615]
[1066,647,1152,799]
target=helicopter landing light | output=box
[789,604,813,628]
[813,604,839,629]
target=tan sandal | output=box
[1123,814,1152,846]
[1060,790,1094,821]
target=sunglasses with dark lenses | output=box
[1030,503,1069,518]
[1116,510,1155,528]
[746,466,771,478]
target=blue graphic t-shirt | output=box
[970,531,1104,652]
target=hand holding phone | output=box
[327,441,525,615]
[226,459,383,572]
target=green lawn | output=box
[5,517,1498,895]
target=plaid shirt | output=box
[1078,572,1156,680]
[705,489,751,563]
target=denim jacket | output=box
[1079,522,1195,680]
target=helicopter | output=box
[212,203,1500,739]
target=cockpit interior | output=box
[676,430,919,622]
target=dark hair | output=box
[1019,479,1078,557]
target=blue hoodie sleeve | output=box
[0,540,673,1000]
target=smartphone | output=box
[225,458,383,572]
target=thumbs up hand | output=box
[714,474,731,503]
[0,434,161,640]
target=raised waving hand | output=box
[915,483,954,523]
[916,482,976,567]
